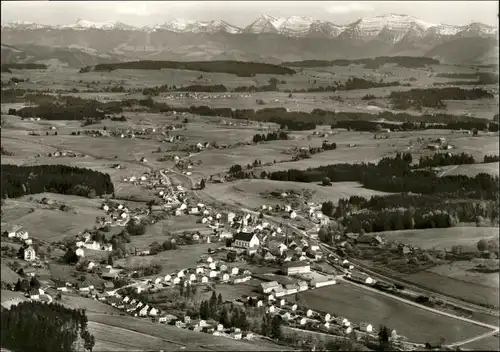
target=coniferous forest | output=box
[1,164,114,199]
[1,301,95,352]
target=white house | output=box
[177,270,185,278]
[154,277,162,285]
[221,273,230,282]
[269,241,287,256]
[149,307,158,316]
[324,313,331,322]
[272,286,286,297]
[233,232,260,249]
[208,262,216,270]
[299,317,307,325]
[289,211,297,219]
[139,305,149,317]
[164,274,171,282]
[75,248,85,257]
[230,267,239,275]
[360,323,373,333]
[297,281,308,292]
[188,274,196,282]
[196,267,204,274]
[201,276,209,283]
[267,305,276,314]
[282,262,310,276]
[291,304,298,311]
[24,247,36,262]
[209,270,219,278]
[172,277,181,285]
[279,299,286,306]
[306,309,313,317]
[16,229,29,240]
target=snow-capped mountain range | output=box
[2,14,497,40]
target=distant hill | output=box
[425,37,499,65]
[1,43,129,68]
[81,60,297,76]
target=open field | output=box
[295,282,490,344]
[88,321,180,352]
[375,227,499,252]
[461,335,500,351]
[427,261,499,288]
[202,179,391,210]
[402,271,499,308]
[1,194,106,242]
[115,243,218,275]
[87,313,287,351]
[0,264,21,284]
[0,290,28,309]
[59,293,124,314]
[129,215,208,249]
[438,162,500,177]
[200,280,263,302]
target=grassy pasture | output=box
[295,282,490,344]
[404,270,499,308]
[129,215,208,249]
[202,179,391,210]
[437,162,499,178]
[461,335,500,351]
[1,195,105,242]
[427,261,499,289]
[87,313,285,351]
[0,264,21,284]
[200,280,262,302]
[59,293,123,314]
[375,227,499,252]
[115,243,217,275]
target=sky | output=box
[1,1,498,27]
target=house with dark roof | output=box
[233,232,260,249]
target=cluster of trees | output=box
[261,314,283,340]
[1,301,95,352]
[417,152,475,168]
[264,153,499,200]
[252,131,288,143]
[149,239,177,255]
[282,56,439,69]
[1,164,114,199]
[1,146,13,156]
[436,72,498,85]
[2,63,47,71]
[321,193,498,233]
[125,220,147,236]
[131,263,162,278]
[11,96,124,121]
[83,60,296,77]
[390,87,493,110]
[484,155,500,163]
[283,77,403,94]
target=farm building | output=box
[348,271,375,285]
[269,241,287,256]
[272,286,286,297]
[310,277,336,288]
[284,284,298,295]
[23,247,36,261]
[282,262,311,276]
[297,281,308,292]
[360,323,373,333]
[233,232,260,249]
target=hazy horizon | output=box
[1,1,498,27]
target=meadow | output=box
[438,162,500,177]
[202,179,391,210]
[115,243,218,275]
[1,193,106,242]
[87,313,285,351]
[294,282,490,344]
[376,227,498,251]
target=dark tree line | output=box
[484,155,500,163]
[417,152,475,168]
[1,63,47,70]
[1,301,95,352]
[321,193,498,234]
[436,72,498,85]
[81,60,296,77]
[265,153,499,200]
[282,56,439,69]
[390,87,493,110]
[1,164,114,199]
[253,131,289,143]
